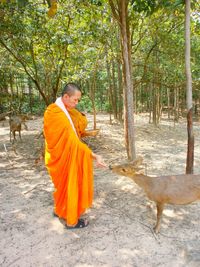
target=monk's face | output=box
[62,90,81,110]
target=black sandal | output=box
[66,219,89,229]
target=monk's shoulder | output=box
[44,104,66,122]
[46,103,60,112]
[44,104,69,129]
[44,104,64,117]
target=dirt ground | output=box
[0,113,200,267]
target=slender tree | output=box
[185,0,194,174]
[109,0,136,160]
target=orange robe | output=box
[68,109,88,138]
[43,103,93,225]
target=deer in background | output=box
[109,157,200,233]
[9,115,28,142]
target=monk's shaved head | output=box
[62,83,81,97]
[61,83,82,110]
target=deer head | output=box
[109,156,144,178]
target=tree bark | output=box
[185,0,194,174]
[117,57,123,122]
[106,58,114,118]
[120,1,136,160]
[111,59,118,119]
[28,77,33,114]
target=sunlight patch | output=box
[164,209,183,219]
[121,184,134,191]
[49,220,65,234]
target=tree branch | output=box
[0,38,49,105]
[108,0,120,23]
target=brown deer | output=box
[9,115,28,142]
[109,158,200,233]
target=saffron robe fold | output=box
[43,103,93,225]
[68,109,88,138]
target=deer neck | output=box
[129,173,152,190]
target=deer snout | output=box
[109,165,113,170]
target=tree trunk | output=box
[28,77,33,114]
[111,59,118,119]
[148,84,152,123]
[89,78,97,130]
[173,86,180,124]
[109,95,112,124]
[119,1,136,160]
[9,73,14,105]
[117,57,123,122]
[185,0,194,174]
[106,58,114,118]
[109,0,136,160]
[167,88,171,119]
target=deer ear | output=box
[132,156,143,167]
[136,167,145,174]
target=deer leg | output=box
[13,131,16,140]
[11,131,15,144]
[153,202,164,234]
[19,130,22,140]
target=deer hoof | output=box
[153,226,160,234]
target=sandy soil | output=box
[0,113,200,267]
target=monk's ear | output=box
[63,94,70,100]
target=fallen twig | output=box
[35,131,44,139]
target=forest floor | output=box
[0,113,200,267]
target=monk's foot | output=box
[66,219,89,229]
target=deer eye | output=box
[122,168,126,172]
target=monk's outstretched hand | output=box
[92,153,107,168]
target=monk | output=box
[44,83,106,229]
